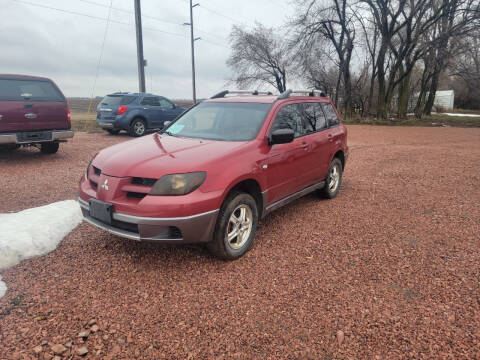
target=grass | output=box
[70,112,102,132]
[343,113,480,128]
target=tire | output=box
[207,192,258,260]
[40,142,59,154]
[107,129,121,135]
[320,157,343,199]
[129,118,146,137]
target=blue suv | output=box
[96,93,186,136]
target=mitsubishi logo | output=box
[101,179,109,191]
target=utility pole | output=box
[184,1,201,104]
[134,0,146,93]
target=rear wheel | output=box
[129,118,146,137]
[319,157,342,198]
[107,129,120,135]
[207,192,258,260]
[40,142,59,154]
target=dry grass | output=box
[344,113,480,127]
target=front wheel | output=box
[320,157,343,199]
[129,118,146,137]
[40,142,59,154]
[207,192,258,260]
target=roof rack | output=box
[210,90,274,99]
[277,89,326,99]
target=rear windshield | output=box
[100,95,136,106]
[0,79,64,102]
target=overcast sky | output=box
[0,0,293,99]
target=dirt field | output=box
[1,126,479,359]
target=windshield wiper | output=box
[158,129,175,136]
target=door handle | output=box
[143,107,149,110]
[25,113,37,119]
[328,134,333,142]
[301,141,308,150]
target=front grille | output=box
[93,166,101,176]
[111,219,139,233]
[90,180,98,189]
[132,177,156,187]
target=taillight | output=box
[117,105,128,115]
[66,107,71,122]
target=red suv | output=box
[79,90,348,259]
[0,75,73,154]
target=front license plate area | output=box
[89,199,113,224]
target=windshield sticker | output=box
[168,123,184,134]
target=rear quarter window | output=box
[322,103,339,127]
[0,79,64,102]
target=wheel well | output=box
[334,150,345,170]
[130,116,146,125]
[227,179,264,218]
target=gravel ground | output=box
[0,126,479,359]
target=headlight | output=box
[149,172,206,196]
[86,159,93,180]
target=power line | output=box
[85,0,113,129]
[9,0,231,51]
[10,0,187,38]
[78,0,229,45]
[76,0,184,26]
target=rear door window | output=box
[322,103,339,127]
[299,103,327,133]
[0,79,64,101]
[141,97,160,106]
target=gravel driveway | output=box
[1,126,479,359]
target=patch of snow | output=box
[0,200,83,299]
[443,113,480,117]
[0,276,6,298]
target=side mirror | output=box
[269,128,294,145]
[163,121,172,128]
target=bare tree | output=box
[450,30,480,109]
[292,0,356,116]
[227,23,290,93]
[295,40,340,97]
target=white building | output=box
[433,90,455,110]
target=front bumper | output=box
[79,198,219,243]
[0,130,74,145]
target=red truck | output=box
[79,90,348,259]
[0,74,73,154]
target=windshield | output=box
[164,101,272,141]
[100,95,136,106]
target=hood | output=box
[93,133,247,178]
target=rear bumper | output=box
[98,122,114,129]
[0,130,73,144]
[78,198,219,244]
